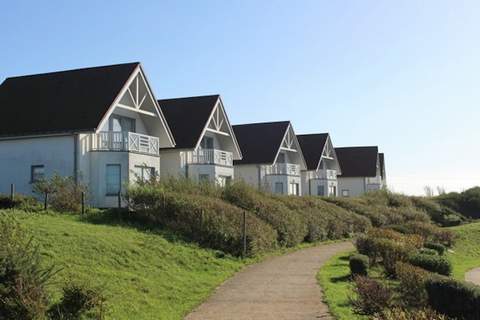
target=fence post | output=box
[118,191,121,209]
[242,210,247,258]
[44,192,48,211]
[10,184,15,202]
[81,191,85,215]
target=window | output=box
[317,185,325,196]
[199,174,210,182]
[329,186,337,197]
[342,189,350,197]
[277,153,286,163]
[31,165,45,183]
[135,166,155,182]
[106,164,121,195]
[109,115,136,133]
[200,136,214,149]
[217,175,232,187]
[289,183,300,196]
[274,182,284,194]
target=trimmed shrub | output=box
[49,283,106,320]
[351,276,392,315]
[0,194,41,211]
[433,229,455,247]
[376,238,412,276]
[425,277,480,320]
[419,248,438,255]
[127,185,278,256]
[377,307,448,320]
[222,183,307,247]
[33,174,88,212]
[408,253,452,276]
[424,242,446,255]
[349,254,369,276]
[395,261,430,307]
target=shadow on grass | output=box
[330,274,351,283]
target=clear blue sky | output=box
[1,1,479,195]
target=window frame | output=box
[317,185,325,196]
[30,165,45,183]
[134,165,156,182]
[342,189,350,197]
[274,182,284,194]
[106,164,121,196]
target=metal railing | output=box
[265,163,300,176]
[90,131,159,156]
[186,149,233,166]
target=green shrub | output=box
[419,248,438,255]
[0,194,41,211]
[33,174,88,212]
[223,183,307,247]
[436,187,480,219]
[424,242,446,255]
[395,261,430,308]
[349,254,369,276]
[49,283,106,320]
[377,307,448,320]
[127,185,278,256]
[377,238,412,276]
[351,275,392,315]
[441,214,462,227]
[425,277,480,320]
[0,214,56,319]
[408,253,452,276]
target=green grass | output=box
[448,221,480,279]
[14,211,249,320]
[317,251,367,320]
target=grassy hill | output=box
[14,212,248,320]
[448,222,480,279]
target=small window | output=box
[106,164,121,195]
[289,183,300,196]
[199,174,210,182]
[200,136,214,149]
[135,166,155,182]
[317,185,325,196]
[274,182,284,194]
[31,165,45,183]
[342,189,350,197]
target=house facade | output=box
[297,133,341,196]
[0,63,175,207]
[233,121,307,195]
[335,146,386,197]
[158,95,242,186]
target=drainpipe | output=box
[73,133,79,184]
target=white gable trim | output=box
[316,135,341,174]
[193,96,242,159]
[272,123,307,170]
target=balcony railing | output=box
[265,163,300,176]
[90,131,159,156]
[186,149,233,166]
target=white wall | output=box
[0,135,75,196]
[337,177,366,197]
[234,164,260,188]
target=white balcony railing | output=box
[186,149,233,166]
[265,163,300,176]
[90,131,159,156]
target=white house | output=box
[158,95,242,186]
[0,62,175,207]
[335,146,386,197]
[296,133,341,196]
[232,121,307,195]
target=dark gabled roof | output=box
[0,62,139,137]
[335,146,379,177]
[158,95,219,149]
[379,153,386,179]
[233,121,290,165]
[297,133,329,170]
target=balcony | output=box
[265,163,300,176]
[186,149,233,166]
[90,131,159,156]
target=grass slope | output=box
[317,251,367,320]
[448,222,480,279]
[16,212,247,320]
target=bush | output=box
[437,187,480,219]
[222,183,307,247]
[408,253,452,276]
[351,276,392,315]
[0,194,41,211]
[424,242,446,255]
[395,261,430,308]
[0,214,55,319]
[349,254,369,276]
[33,174,88,212]
[49,283,106,320]
[127,185,278,256]
[376,307,448,320]
[425,277,480,320]
[419,248,438,255]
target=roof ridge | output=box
[158,94,220,102]
[297,133,329,137]
[233,120,290,127]
[5,62,140,80]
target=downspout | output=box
[73,134,79,184]
[257,165,262,190]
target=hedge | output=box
[425,277,480,320]
[408,253,452,276]
[349,254,369,276]
[424,242,446,255]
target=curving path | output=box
[465,267,480,285]
[185,241,353,320]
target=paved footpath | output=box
[465,267,480,285]
[185,241,353,320]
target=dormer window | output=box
[109,115,135,133]
[277,153,286,163]
[200,136,214,149]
